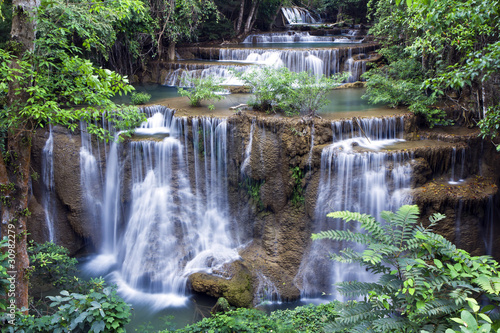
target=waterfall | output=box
[295,116,412,299]
[85,105,239,308]
[242,32,353,44]
[281,7,318,25]
[255,272,281,304]
[449,147,466,184]
[344,56,367,82]
[219,48,341,77]
[164,64,246,87]
[41,126,56,242]
[241,119,256,175]
[79,121,103,238]
[484,196,495,256]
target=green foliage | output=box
[290,166,305,207]
[197,14,235,41]
[0,49,145,142]
[28,241,78,290]
[312,205,500,332]
[177,75,227,108]
[479,105,500,151]
[237,66,347,117]
[162,302,339,333]
[11,285,131,333]
[240,178,265,210]
[443,307,500,333]
[362,58,450,127]
[0,238,10,312]
[0,0,12,49]
[365,0,500,129]
[167,308,289,333]
[131,92,152,105]
[269,302,340,332]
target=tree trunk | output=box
[167,42,176,61]
[235,0,246,35]
[2,0,39,313]
[243,0,260,35]
[268,5,282,31]
[1,132,33,315]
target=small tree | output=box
[312,205,500,332]
[237,66,347,117]
[177,75,227,109]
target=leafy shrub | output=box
[269,302,339,332]
[479,105,500,151]
[131,92,151,105]
[10,285,131,333]
[167,308,290,333]
[28,241,78,291]
[177,75,226,108]
[312,205,500,332]
[237,66,347,117]
[163,303,339,333]
[362,58,451,127]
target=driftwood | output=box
[229,104,248,110]
[354,117,371,143]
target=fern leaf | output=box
[327,211,388,243]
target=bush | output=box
[479,105,500,151]
[177,75,226,108]
[28,241,78,291]
[131,92,151,105]
[362,58,451,127]
[237,66,347,117]
[159,302,339,333]
[10,284,131,333]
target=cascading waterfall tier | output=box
[295,116,412,299]
[85,106,240,308]
[41,126,56,242]
[242,32,363,44]
[281,7,319,25]
[170,42,378,86]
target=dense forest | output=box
[1,0,499,331]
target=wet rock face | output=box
[29,126,95,255]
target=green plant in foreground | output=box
[131,92,151,105]
[177,75,226,108]
[9,285,131,333]
[312,205,500,332]
[162,302,339,333]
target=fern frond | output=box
[336,281,385,298]
[312,229,377,245]
[418,298,461,318]
[474,276,500,295]
[327,211,388,243]
[372,316,413,332]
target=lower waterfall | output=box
[295,116,413,299]
[84,106,240,308]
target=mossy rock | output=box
[188,260,254,308]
